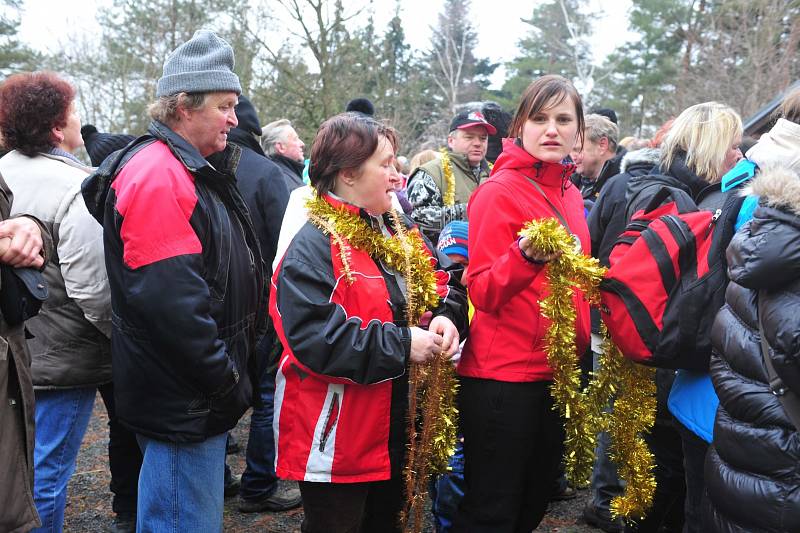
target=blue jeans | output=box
[431,437,465,533]
[136,432,227,533]
[32,387,96,533]
[239,336,278,502]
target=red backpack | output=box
[599,186,743,370]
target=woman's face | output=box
[344,135,400,215]
[720,134,743,176]
[58,102,83,153]
[521,97,579,163]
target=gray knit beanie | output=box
[156,29,242,97]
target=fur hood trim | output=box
[746,166,800,217]
[620,147,660,174]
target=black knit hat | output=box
[345,97,375,117]
[234,95,262,137]
[80,125,136,167]
[589,107,618,125]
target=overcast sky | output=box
[16,0,634,89]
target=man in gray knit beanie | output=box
[81,29,266,533]
[156,29,242,97]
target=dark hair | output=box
[589,106,618,125]
[309,113,397,197]
[508,75,585,148]
[0,71,75,156]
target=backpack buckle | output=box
[769,376,787,396]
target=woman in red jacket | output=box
[453,75,590,532]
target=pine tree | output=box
[0,0,38,75]
[499,0,593,110]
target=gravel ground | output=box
[64,393,601,532]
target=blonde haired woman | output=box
[626,102,742,218]
[624,101,743,532]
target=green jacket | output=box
[407,150,490,243]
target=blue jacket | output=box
[667,158,758,442]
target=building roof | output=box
[744,80,800,136]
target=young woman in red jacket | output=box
[453,75,590,532]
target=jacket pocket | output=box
[187,394,210,415]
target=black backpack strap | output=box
[758,293,800,432]
[708,188,746,264]
[643,186,697,214]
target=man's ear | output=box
[447,134,456,150]
[599,136,610,154]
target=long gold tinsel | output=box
[304,194,458,533]
[518,218,656,519]
[439,148,456,207]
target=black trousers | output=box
[299,477,404,533]
[675,420,708,533]
[452,378,564,533]
[98,382,143,514]
[626,417,686,533]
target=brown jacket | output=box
[0,172,52,533]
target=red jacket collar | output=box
[323,192,362,215]
[493,138,575,188]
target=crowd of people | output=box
[1,27,800,533]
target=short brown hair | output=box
[309,113,398,197]
[0,71,75,156]
[508,75,585,147]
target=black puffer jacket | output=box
[705,167,800,532]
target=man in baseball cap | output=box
[407,109,495,244]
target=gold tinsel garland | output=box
[305,195,440,322]
[304,195,458,533]
[518,218,656,519]
[439,148,456,207]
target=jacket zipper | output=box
[319,391,340,452]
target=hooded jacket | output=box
[270,194,468,482]
[624,152,712,222]
[705,168,800,533]
[81,120,266,442]
[458,138,590,382]
[587,147,660,267]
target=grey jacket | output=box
[0,151,111,389]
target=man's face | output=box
[571,137,610,180]
[276,126,305,163]
[178,91,239,157]
[447,126,488,166]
